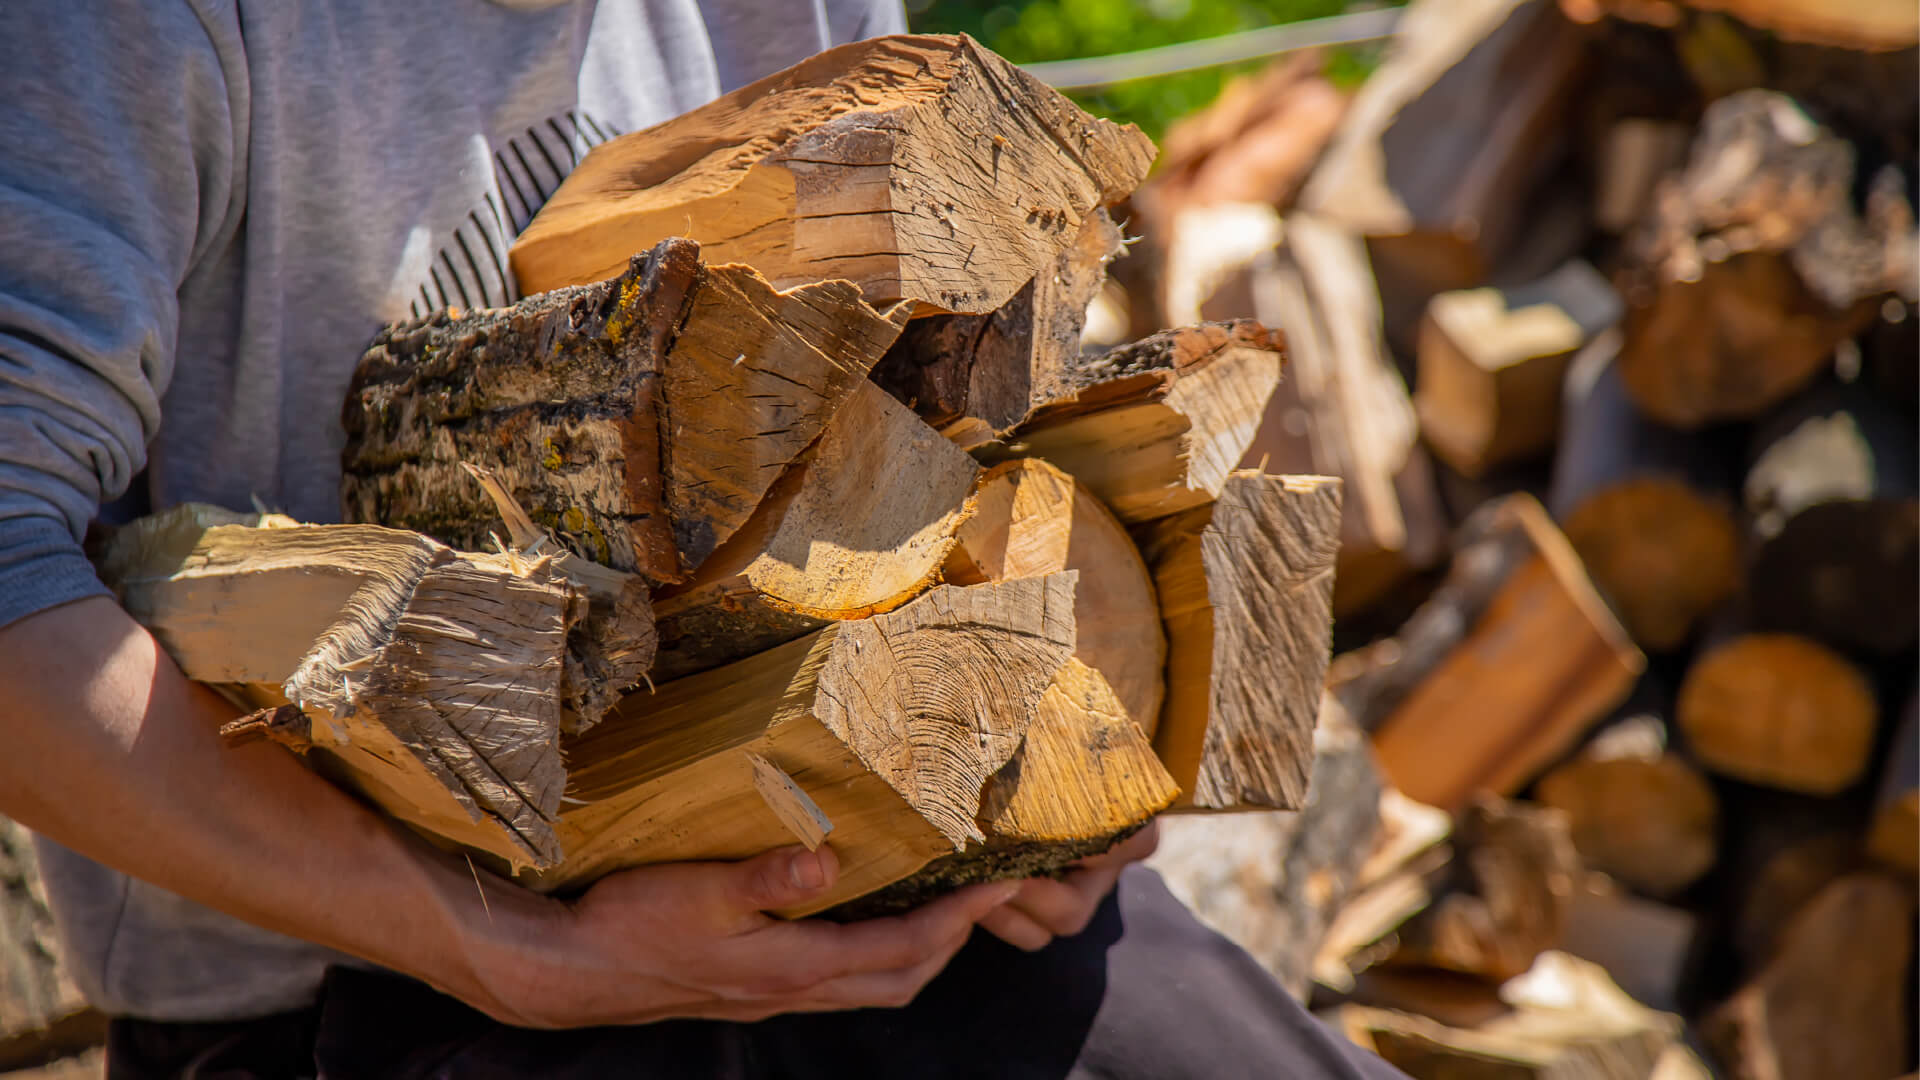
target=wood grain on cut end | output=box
[509,34,1153,313]
[945,458,1166,734]
[1537,750,1718,898]
[994,321,1287,524]
[1146,471,1342,811]
[1561,477,1742,651]
[649,380,979,681]
[1678,633,1879,794]
[538,575,1075,915]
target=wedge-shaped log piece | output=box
[944,458,1165,733]
[1334,494,1644,811]
[873,209,1126,440]
[341,239,911,581]
[836,659,1180,918]
[533,576,1074,912]
[988,322,1288,524]
[1139,472,1342,811]
[649,381,979,682]
[510,34,1155,313]
[94,505,655,868]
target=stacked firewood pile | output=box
[1137,0,1917,1076]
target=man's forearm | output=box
[0,596,551,1011]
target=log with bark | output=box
[942,457,1165,733]
[1614,89,1910,428]
[1148,696,1384,999]
[92,504,655,868]
[1550,350,1742,651]
[1331,494,1643,810]
[1414,259,1621,477]
[647,379,979,682]
[1743,376,1919,655]
[1703,873,1915,1080]
[1534,708,1718,898]
[508,34,1156,315]
[1676,630,1879,794]
[532,575,1077,914]
[341,239,913,582]
[983,321,1289,525]
[1137,471,1342,810]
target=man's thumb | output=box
[728,844,840,913]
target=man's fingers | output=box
[717,844,840,921]
[811,926,974,1009]
[798,879,1020,976]
[1072,822,1161,870]
[978,901,1054,952]
[1004,872,1112,937]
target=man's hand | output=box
[464,844,1021,1028]
[977,822,1159,952]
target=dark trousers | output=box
[108,868,1405,1079]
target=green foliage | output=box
[906,0,1393,140]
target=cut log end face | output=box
[1561,477,1742,651]
[813,575,1077,849]
[1678,634,1879,795]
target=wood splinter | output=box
[745,751,834,852]
[218,704,314,753]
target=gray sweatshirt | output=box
[0,0,903,1021]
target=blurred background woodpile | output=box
[1125,0,1917,1075]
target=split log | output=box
[533,575,1076,915]
[94,504,654,868]
[1534,710,1718,898]
[1386,796,1582,982]
[1300,0,1590,349]
[341,240,912,581]
[1869,689,1917,873]
[838,658,1180,919]
[648,380,979,682]
[1743,377,1919,655]
[1676,632,1878,794]
[985,321,1288,525]
[1415,259,1621,476]
[1223,214,1448,614]
[1551,351,1742,651]
[509,34,1155,314]
[1348,953,1679,1080]
[1614,90,1905,427]
[1728,827,1864,976]
[943,458,1165,733]
[1558,877,1698,1014]
[1704,873,1915,1080]
[0,820,105,1075]
[1149,696,1384,999]
[1333,494,1643,810]
[871,208,1124,442]
[1137,472,1342,810]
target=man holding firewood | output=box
[0,1,1402,1075]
